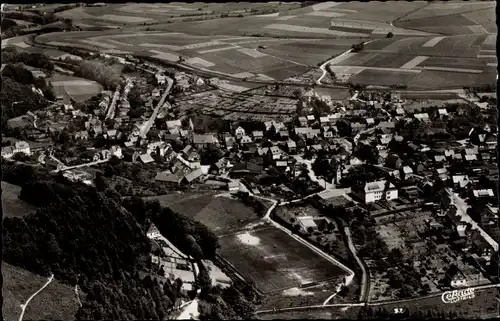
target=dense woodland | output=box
[2,162,257,319]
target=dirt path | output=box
[19,273,54,321]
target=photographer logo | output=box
[441,288,475,304]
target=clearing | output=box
[2,262,82,321]
[1,181,36,219]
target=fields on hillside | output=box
[2,181,36,219]
[3,263,82,321]
[218,223,349,294]
[399,1,496,21]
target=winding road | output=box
[19,273,54,321]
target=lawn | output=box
[1,181,36,219]
[217,224,350,294]
[2,262,82,321]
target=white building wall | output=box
[386,189,399,200]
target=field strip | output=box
[335,66,422,73]
[307,11,345,18]
[107,39,135,47]
[256,74,275,81]
[330,21,374,30]
[328,53,359,66]
[371,28,434,36]
[181,41,223,50]
[468,25,488,35]
[97,14,153,23]
[139,43,182,51]
[232,72,256,79]
[477,55,496,59]
[312,2,341,11]
[264,24,369,37]
[149,49,180,62]
[486,62,497,67]
[480,49,496,53]
[422,36,446,47]
[418,66,484,74]
[51,80,96,86]
[13,42,29,48]
[185,57,215,67]
[81,40,116,49]
[483,34,496,45]
[237,48,268,58]
[256,12,279,18]
[276,15,297,21]
[197,46,236,54]
[399,56,429,69]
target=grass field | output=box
[218,224,349,294]
[48,74,103,102]
[2,262,81,321]
[2,181,36,219]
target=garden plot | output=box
[462,8,497,34]
[185,57,215,68]
[237,48,268,58]
[411,70,488,89]
[218,224,349,294]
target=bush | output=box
[386,32,394,38]
[74,60,121,90]
[2,47,54,70]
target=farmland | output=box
[3,263,82,321]
[218,223,349,294]
[1,181,36,219]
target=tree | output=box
[386,32,394,38]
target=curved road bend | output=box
[19,273,54,321]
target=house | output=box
[106,129,118,139]
[240,135,253,144]
[279,130,289,140]
[139,153,155,164]
[252,131,264,141]
[438,108,448,118]
[184,168,204,184]
[298,216,318,234]
[286,140,297,154]
[473,189,494,198]
[228,162,263,178]
[362,180,398,204]
[155,170,184,185]
[365,118,375,126]
[1,146,14,159]
[269,146,283,160]
[298,116,308,127]
[414,113,430,122]
[213,158,231,175]
[225,136,236,150]
[306,115,315,122]
[74,131,89,140]
[14,141,31,155]
[109,146,123,159]
[379,121,395,133]
[234,126,246,139]
[351,122,366,133]
[380,134,393,146]
[193,134,219,149]
[401,166,413,179]
[166,119,182,129]
[445,265,467,288]
[152,88,160,98]
[385,154,402,169]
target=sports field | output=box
[218,223,349,294]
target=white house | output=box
[234,126,246,139]
[14,141,31,155]
[109,146,123,159]
[363,180,398,204]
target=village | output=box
[1,55,499,306]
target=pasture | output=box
[217,224,349,294]
[2,263,82,321]
[1,181,36,219]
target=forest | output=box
[2,162,257,319]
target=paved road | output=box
[257,282,500,315]
[19,273,54,321]
[139,77,174,138]
[104,86,121,121]
[53,159,109,173]
[317,48,354,85]
[342,220,369,303]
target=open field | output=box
[2,263,81,321]
[48,74,103,102]
[218,223,349,294]
[399,1,496,21]
[1,181,36,219]
[148,193,262,236]
[349,69,419,87]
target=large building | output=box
[363,180,398,203]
